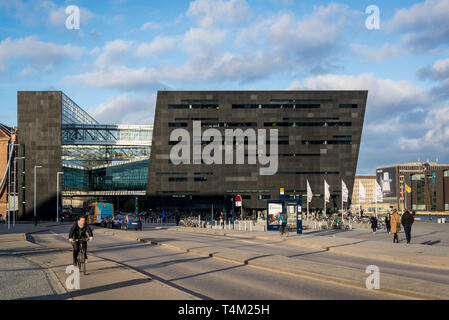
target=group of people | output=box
[369,209,415,244]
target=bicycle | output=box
[280,223,288,237]
[74,238,89,275]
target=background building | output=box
[376,162,449,212]
[148,90,367,216]
[17,91,152,220]
[351,176,389,213]
[0,123,16,220]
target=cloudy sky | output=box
[0,0,448,174]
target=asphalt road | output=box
[26,224,439,300]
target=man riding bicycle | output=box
[68,216,93,266]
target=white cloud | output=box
[95,40,132,68]
[350,43,402,62]
[140,21,161,31]
[65,66,167,91]
[418,58,449,80]
[187,0,249,27]
[0,36,83,72]
[136,36,179,57]
[386,0,449,52]
[88,93,156,124]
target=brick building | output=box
[0,123,16,220]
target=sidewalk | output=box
[0,230,196,300]
[95,227,449,299]
[166,225,449,270]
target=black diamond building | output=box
[147,90,367,215]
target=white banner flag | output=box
[324,180,330,203]
[342,180,348,203]
[376,181,383,203]
[359,181,366,203]
[307,180,313,203]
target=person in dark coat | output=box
[175,210,181,226]
[401,209,414,244]
[385,212,391,234]
[370,213,378,233]
[69,216,93,265]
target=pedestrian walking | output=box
[370,213,378,233]
[385,212,391,234]
[220,211,224,229]
[175,210,180,226]
[390,209,401,243]
[401,209,414,244]
[162,210,166,224]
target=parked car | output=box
[121,213,143,231]
[100,215,113,228]
[110,215,124,229]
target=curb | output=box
[172,227,449,270]
[97,227,449,299]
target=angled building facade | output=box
[17,91,152,220]
[147,90,367,214]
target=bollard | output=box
[244,221,247,231]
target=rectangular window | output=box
[302,140,352,145]
[168,177,188,182]
[232,104,320,109]
[339,104,358,108]
[157,172,187,175]
[168,104,220,109]
[168,122,188,127]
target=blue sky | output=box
[1,0,449,174]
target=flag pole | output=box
[359,185,361,218]
[375,193,377,218]
[324,180,326,217]
[404,185,407,212]
[341,186,344,221]
[307,198,309,221]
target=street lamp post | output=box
[56,172,64,222]
[13,156,25,227]
[7,143,12,229]
[7,143,19,229]
[34,166,42,226]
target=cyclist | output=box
[69,216,93,266]
[278,212,287,235]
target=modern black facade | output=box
[17,91,153,220]
[147,91,367,213]
[17,91,63,220]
